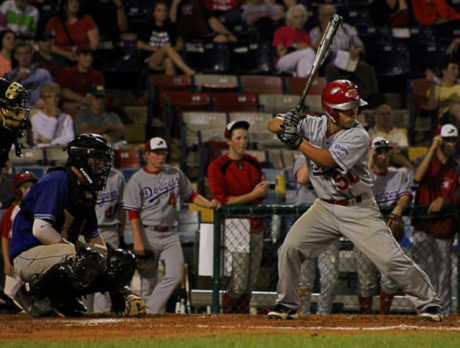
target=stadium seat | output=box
[239,75,283,94]
[114,148,142,169]
[212,93,258,112]
[227,112,279,147]
[284,76,326,114]
[258,94,301,114]
[245,150,268,166]
[183,41,230,73]
[44,146,68,165]
[366,41,410,77]
[193,74,239,93]
[181,112,227,148]
[229,41,274,74]
[407,41,445,78]
[9,148,45,166]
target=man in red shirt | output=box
[207,120,269,313]
[412,123,459,316]
[58,44,105,114]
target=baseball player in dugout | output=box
[207,121,270,314]
[124,137,221,314]
[266,79,443,321]
[0,78,31,171]
[354,136,413,315]
[412,124,459,316]
[9,133,146,318]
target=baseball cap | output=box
[224,120,250,139]
[88,84,107,98]
[145,137,168,152]
[438,124,458,138]
[371,136,392,150]
[76,43,93,54]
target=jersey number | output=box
[168,192,177,206]
[105,206,114,219]
[333,171,359,191]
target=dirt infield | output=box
[1,313,460,341]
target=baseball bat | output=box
[294,14,343,114]
[184,262,191,314]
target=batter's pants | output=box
[276,198,442,313]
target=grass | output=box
[3,333,460,348]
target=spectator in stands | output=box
[0,29,15,77]
[170,0,237,43]
[369,0,411,27]
[137,0,196,76]
[207,121,269,314]
[446,36,460,60]
[58,44,105,112]
[412,124,459,315]
[0,163,14,210]
[368,104,412,169]
[34,29,69,82]
[310,5,380,106]
[46,0,99,63]
[30,82,75,147]
[3,40,52,107]
[205,0,244,28]
[74,84,125,144]
[1,171,37,301]
[294,156,340,315]
[0,0,39,40]
[241,0,284,38]
[426,56,460,125]
[354,137,413,314]
[411,0,460,26]
[272,4,315,78]
[83,0,128,46]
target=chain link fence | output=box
[210,205,459,315]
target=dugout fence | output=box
[210,205,460,315]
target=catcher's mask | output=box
[66,133,114,192]
[321,79,367,122]
[0,78,30,130]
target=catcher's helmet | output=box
[321,80,367,122]
[13,170,38,198]
[66,133,114,192]
[0,78,30,130]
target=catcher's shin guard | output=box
[110,286,146,317]
[13,283,55,318]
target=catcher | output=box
[0,78,31,170]
[354,136,412,314]
[9,134,146,318]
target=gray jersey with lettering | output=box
[293,114,373,200]
[96,169,125,227]
[123,165,195,227]
[371,167,412,206]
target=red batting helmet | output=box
[321,80,367,121]
[13,171,37,198]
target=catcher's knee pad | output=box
[110,286,146,317]
[105,246,136,287]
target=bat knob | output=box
[332,14,343,23]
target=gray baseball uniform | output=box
[354,167,413,298]
[294,156,339,314]
[275,114,442,313]
[89,169,126,312]
[124,165,195,313]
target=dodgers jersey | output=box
[280,114,373,201]
[123,165,195,227]
[96,169,125,227]
[370,168,412,206]
[10,170,99,261]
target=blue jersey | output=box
[10,169,99,261]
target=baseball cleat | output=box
[268,304,298,320]
[420,306,443,322]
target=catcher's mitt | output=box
[279,110,302,149]
[385,213,404,241]
[136,250,156,271]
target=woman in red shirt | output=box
[46,0,99,63]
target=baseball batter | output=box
[266,79,443,321]
[89,168,126,312]
[354,136,413,314]
[294,155,340,315]
[124,137,220,313]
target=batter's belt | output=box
[143,225,174,232]
[321,193,372,206]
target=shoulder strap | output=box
[59,17,75,47]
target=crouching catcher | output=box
[9,134,145,317]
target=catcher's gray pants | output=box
[412,230,453,315]
[276,198,442,313]
[299,240,339,314]
[227,232,263,298]
[86,228,120,312]
[140,230,184,314]
[353,245,411,297]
